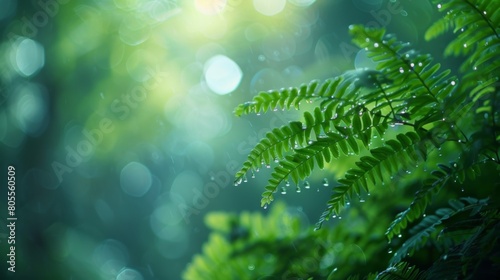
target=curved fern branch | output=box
[390,197,489,265]
[316,132,424,229]
[350,25,457,128]
[376,262,425,280]
[260,110,388,207]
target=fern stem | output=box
[375,81,398,121]
[376,38,440,104]
[464,0,500,39]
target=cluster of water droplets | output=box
[279,177,331,195]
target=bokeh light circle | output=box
[169,170,203,205]
[253,0,286,16]
[120,162,152,197]
[289,0,316,7]
[116,268,144,280]
[11,38,45,77]
[204,55,242,95]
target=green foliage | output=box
[187,0,500,279]
[390,197,489,265]
[184,201,396,279]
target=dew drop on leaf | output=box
[304,181,310,189]
[323,178,329,187]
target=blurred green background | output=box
[0,0,441,279]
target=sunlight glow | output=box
[253,0,286,16]
[195,0,227,15]
[204,55,242,95]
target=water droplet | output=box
[374,42,379,48]
[399,67,404,73]
[304,181,310,189]
[296,186,301,193]
[266,164,271,168]
[263,205,268,210]
[463,43,468,48]
[437,4,442,9]
[398,234,402,238]
[388,249,393,254]
[323,178,329,187]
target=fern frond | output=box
[233,79,320,117]
[235,97,390,185]
[316,132,423,229]
[234,121,304,185]
[376,262,425,280]
[390,197,489,264]
[425,0,500,58]
[234,69,386,117]
[350,25,457,126]
[426,0,500,121]
[260,110,388,207]
[386,160,484,241]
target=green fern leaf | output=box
[390,197,489,264]
[316,132,423,229]
[376,262,425,280]
[350,25,458,128]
